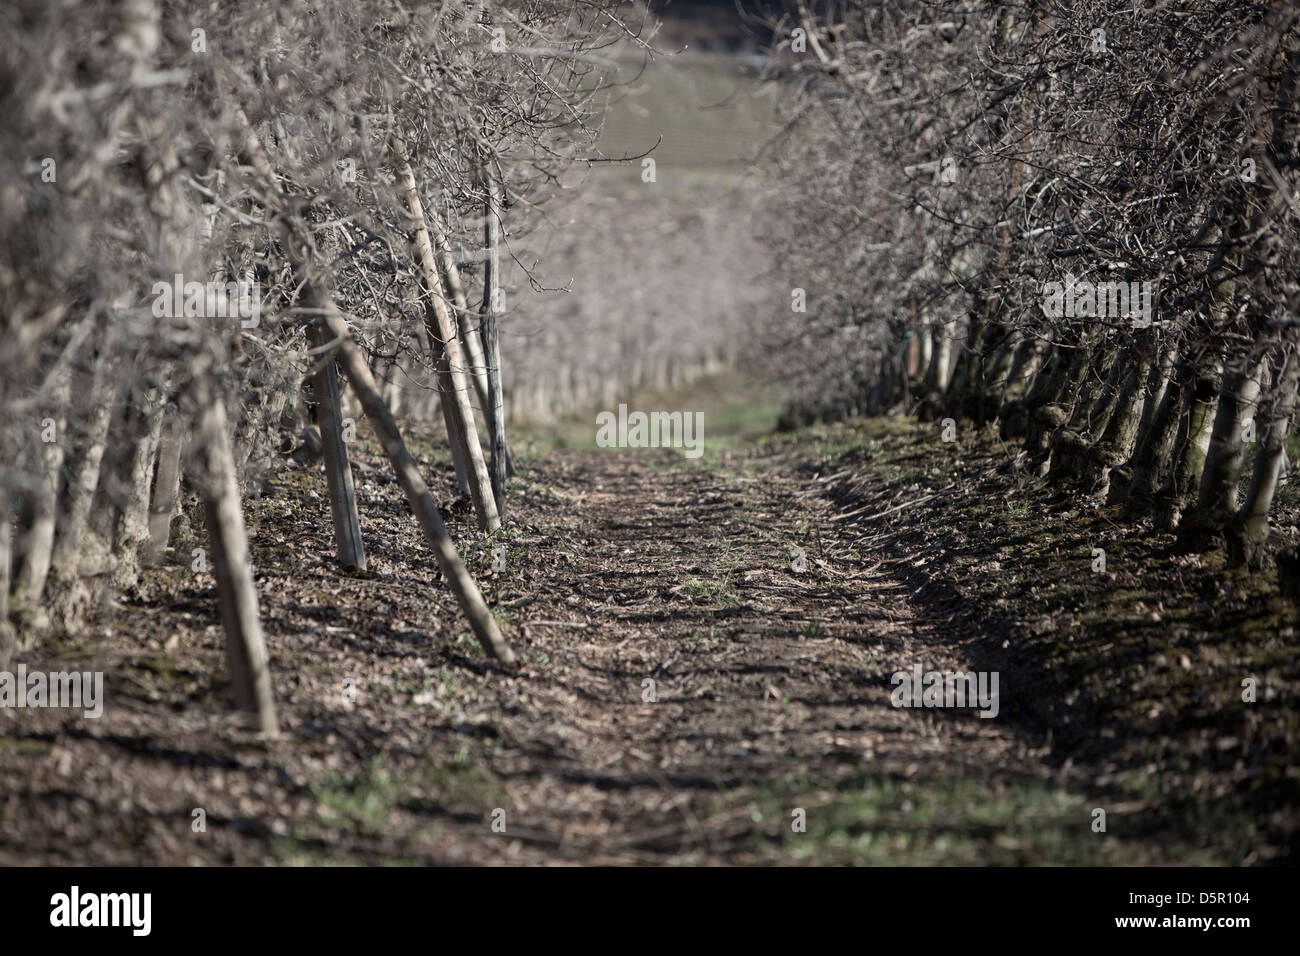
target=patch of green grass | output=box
[314,756,408,835]
[421,749,505,810]
[509,371,785,466]
[735,769,1225,865]
[452,631,488,659]
[0,736,50,755]
[683,571,741,608]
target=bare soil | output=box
[1,406,1293,865]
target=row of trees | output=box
[758,0,1300,571]
[0,0,643,730]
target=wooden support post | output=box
[312,296,515,663]
[195,384,278,734]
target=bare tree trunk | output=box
[1003,337,1046,405]
[1138,342,1178,440]
[980,330,1020,420]
[1182,353,1266,549]
[0,493,13,670]
[427,203,517,478]
[916,322,933,389]
[1231,340,1300,567]
[1085,355,1147,498]
[112,384,164,590]
[54,356,117,578]
[925,317,955,394]
[1051,341,1125,480]
[14,370,70,626]
[195,383,279,734]
[1198,354,1266,512]
[395,152,499,532]
[1157,360,1220,531]
[482,173,509,509]
[308,320,366,571]
[47,355,118,627]
[1123,362,1187,518]
[439,380,472,497]
[145,398,184,566]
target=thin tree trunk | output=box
[1157,360,1220,531]
[1003,337,1046,404]
[308,320,366,571]
[1138,342,1178,440]
[395,151,499,532]
[145,398,184,566]
[14,370,70,621]
[54,356,117,578]
[1086,356,1147,498]
[980,330,1020,419]
[436,347,472,496]
[1196,354,1266,517]
[925,317,955,394]
[483,173,508,509]
[112,384,164,590]
[1231,340,1300,567]
[916,322,933,388]
[1123,362,1187,518]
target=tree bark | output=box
[307,319,367,571]
[14,370,70,624]
[394,151,500,532]
[1194,354,1265,517]
[1231,339,1300,567]
[483,173,510,508]
[145,398,184,566]
[1157,359,1220,531]
[112,385,164,590]
[1123,360,1187,518]
[54,356,117,578]
[195,383,279,734]
[311,294,516,662]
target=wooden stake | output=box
[195,384,279,734]
[312,295,515,662]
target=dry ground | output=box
[1,386,1293,864]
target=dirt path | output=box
[1,433,1179,865]
[483,448,1053,863]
